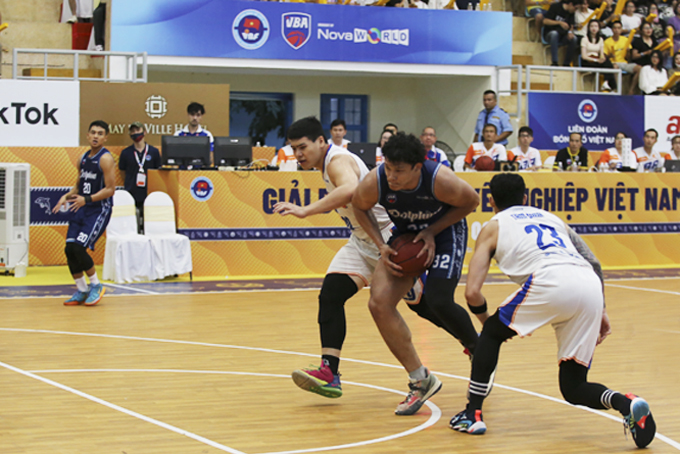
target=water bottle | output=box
[558,161,564,172]
[571,160,578,172]
[468,2,473,10]
[486,2,492,10]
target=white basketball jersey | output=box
[323,145,391,242]
[492,206,590,285]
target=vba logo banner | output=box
[233,9,270,50]
[0,80,80,146]
[282,12,311,50]
[111,0,512,65]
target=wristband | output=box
[468,299,488,314]
[84,195,92,204]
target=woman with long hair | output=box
[639,49,669,94]
[581,19,617,90]
[375,129,393,165]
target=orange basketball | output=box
[389,233,428,277]
[475,156,496,171]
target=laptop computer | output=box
[347,142,378,169]
[664,159,680,172]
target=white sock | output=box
[75,276,88,292]
[88,272,100,286]
[409,366,428,382]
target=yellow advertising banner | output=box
[149,170,680,277]
[79,82,230,147]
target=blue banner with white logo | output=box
[110,0,512,66]
[528,93,645,150]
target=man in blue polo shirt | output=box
[174,102,215,151]
[473,90,513,146]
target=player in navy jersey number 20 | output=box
[53,120,115,307]
[352,133,481,416]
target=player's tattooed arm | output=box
[567,226,604,290]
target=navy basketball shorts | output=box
[66,205,112,251]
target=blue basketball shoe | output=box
[64,289,89,306]
[624,394,655,448]
[84,283,105,306]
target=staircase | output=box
[0,0,102,79]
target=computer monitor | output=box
[161,136,211,168]
[347,142,378,169]
[214,137,252,167]
[664,159,680,172]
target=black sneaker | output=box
[624,393,655,448]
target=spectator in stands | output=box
[330,119,350,148]
[542,0,581,67]
[669,134,680,159]
[465,124,509,170]
[598,131,625,170]
[383,123,399,134]
[92,1,106,51]
[621,1,642,35]
[118,122,161,231]
[553,132,589,171]
[634,128,672,171]
[526,0,551,35]
[639,49,669,94]
[67,0,94,23]
[668,3,680,53]
[581,20,618,91]
[473,90,513,145]
[669,52,680,94]
[420,126,450,166]
[574,2,595,42]
[605,21,642,94]
[376,129,393,165]
[599,1,616,37]
[509,126,542,170]
[175,102,214,152]
[632,22,658,67]
[647,4,667,40]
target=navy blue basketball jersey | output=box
[79,148,112,209]
[378,160,449,234]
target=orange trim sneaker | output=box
[64,289,88,306]
[624,393,655,448]
[292,363,342,398]
[395,371,442,415]
[84,283,105,306]
[450,407,487,434]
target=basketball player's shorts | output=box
[424,219,467,281]
[327,227,424,304]
[327,226,392,286]
[66,204,112,251]
[498,263,603,366]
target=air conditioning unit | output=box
[0,163,30,271]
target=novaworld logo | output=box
[317,24,409,46]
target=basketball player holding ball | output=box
[352,132,481,416]
[275,118,464,403]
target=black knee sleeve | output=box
[318,274,359,350]
[65,243,93,275]
[559,359,609,409]
[422,277,480,352]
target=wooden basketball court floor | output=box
[0,271,679,453]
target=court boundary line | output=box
[4,274,679,300]
[0,360,246,454]
[1,327,678,451]
[604,283,680,296]
[23,368,442,454]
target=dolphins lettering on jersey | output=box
[387,206,443,222]
[79,170,98,181]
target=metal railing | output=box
[524,65,622,95]
[496,64,523,120]
[12,49,148,83]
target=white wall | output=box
[149,70,491,152]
